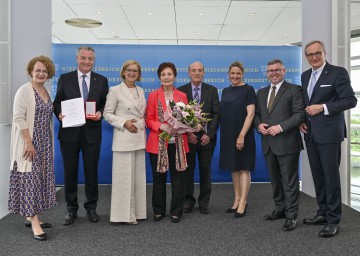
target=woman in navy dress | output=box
[219,61,256,218]
[8,56,56,241]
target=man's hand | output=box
[200,134,210,146]
[305,104,323,116]
[267,125,281,136]
[299,122,308,133]
[258,123,269,135]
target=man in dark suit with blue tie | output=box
[254,59,305,231]
[178,61,220,214]
[54,46,109,225]
[300,40,357,238]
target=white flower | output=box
[182,111,189,117]
[176,102,186,109]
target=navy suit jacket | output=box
[301,62,357,144]
[177,82,220,149]
[53,70,109,143]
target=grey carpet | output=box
[0,183,359,256]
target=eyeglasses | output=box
[266,68,283,74]
[34,69,49,74]
[125,68,139,73]
[305,51,323,59]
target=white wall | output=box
[0,0,51,219]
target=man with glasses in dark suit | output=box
[300,40,357,238]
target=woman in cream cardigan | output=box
[103,60,147,224]
[8,55,56,241]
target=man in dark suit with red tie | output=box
[178,61,220,214]
[300,40,357,238]
[54,46,109,225]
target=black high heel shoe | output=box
[234,204,248,218]
[25,220,52,228]
[32,231,47,241]
[225,207,238,213]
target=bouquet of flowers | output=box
[159,100,211,141]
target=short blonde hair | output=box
[120,60,142,81]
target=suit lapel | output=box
[88,72,97,99]
[72,71,82,98]
[311,62,330,99]
[120,82,141,113]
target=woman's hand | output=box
[23,141,36,161]
[236,135,245,151]
[160,123,173,135]
[124,119,138,133]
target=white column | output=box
[301,0,351,205]
[0,0,52,219]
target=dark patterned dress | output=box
[8,89,56,217]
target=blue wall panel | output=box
[52,44,302,185]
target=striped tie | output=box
[193,87,200,103]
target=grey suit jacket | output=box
[177,82,220,149]
[254,81,305,155]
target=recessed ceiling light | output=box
[65,18,102,28]
[250,13,256,16]
[97,11,102,14]
[198,13,204,16]
[196,32,201,35]
[284,33,288,36]
[111,31,115,34]
[148,12,152,15]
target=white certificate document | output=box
[61,97,86,128]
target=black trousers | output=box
[185,141,214,208]
[264,150,300,219]
[306,135,342,224]
[60,133,100,213]
[149,144,186,217]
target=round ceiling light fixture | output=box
[65,18,102,28]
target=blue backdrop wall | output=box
[52,44,302,185]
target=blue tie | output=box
[308,70,318,98]
[82,74,88,101]
[193,87,200,103]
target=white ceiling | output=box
[52,0,360,46]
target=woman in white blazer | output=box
[103,60,147,224]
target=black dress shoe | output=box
[87,210,99,222]
[282,218,297,231]
[199,207,209,214]
[153,215,164,222]
[171,216,181,223]
[63,212,77,226]
[225,207,238,213]
[264,211,286,220]
[33,231,47,241]
[25,220,52,228]
[303,215,327,225]
[184,205,193,213]
[319,224,339,238]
